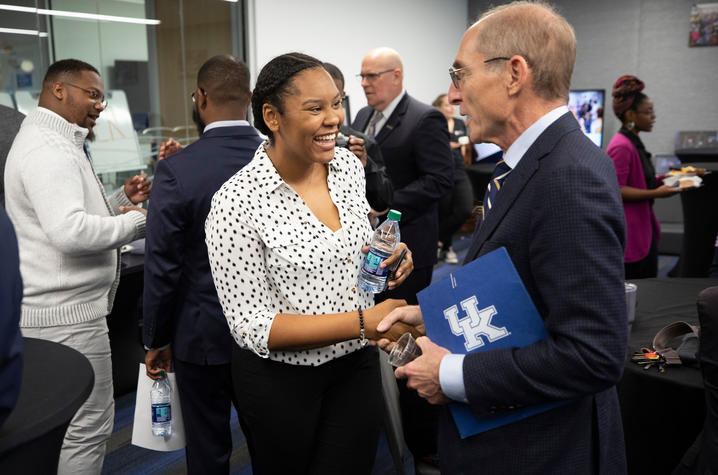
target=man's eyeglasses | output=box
[448,57,511,89]
[64,82,108,108]
[191,88,207,103]
[356,69,395,82]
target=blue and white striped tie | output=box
[481,160,511,221]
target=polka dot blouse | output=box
[205,142,374,366]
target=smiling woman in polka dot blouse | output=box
[205,52,420,474]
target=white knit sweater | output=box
[4,107,146,327]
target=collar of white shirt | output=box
[502,105,569,170]
[368,89,406,135]
[254,142,346,194]
[202,119,250,133]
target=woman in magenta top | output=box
[607,75,681,278]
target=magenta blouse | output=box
[606,132,661,263]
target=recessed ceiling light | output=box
[0,4,161,25]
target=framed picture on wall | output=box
[689,3,718,47]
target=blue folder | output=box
[417,247,565,438]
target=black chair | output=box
[674,286,718,473]
[0,338,94,474]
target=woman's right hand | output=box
[654,184,682,198]
[364,299,424,342]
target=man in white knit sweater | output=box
[4,59,149,475]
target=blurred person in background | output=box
[607,75,703,279]
[354,47,453,304]
[142,54,262,475]
[353,47,453,466]
[433,93,472,264]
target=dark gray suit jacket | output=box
[439,113,628,474]
[0,106,25,207]
[353,94,453,269]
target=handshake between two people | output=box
[369,303,453,406]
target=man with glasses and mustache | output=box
[353,46,453,467]
[4,58,149,474]
[377,2,628,473]
[142,55,262,474]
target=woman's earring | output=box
[626,121,635,131]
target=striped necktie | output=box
[481,160,511,221]
[366,111,384,138]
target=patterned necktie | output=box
[366,111,384,138]
[481,160,511,221]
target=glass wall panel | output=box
[0,0,244,193]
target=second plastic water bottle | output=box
[150,370,172,437]
[359,209,402,293]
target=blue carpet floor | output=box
[103,390,412,474]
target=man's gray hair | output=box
[474,1,576,101]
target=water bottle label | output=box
[362,250,389,276]
[152,403,171,423]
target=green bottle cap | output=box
[159,370,166,378]
[387,209,401,221]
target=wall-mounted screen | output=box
[568,89,605,147]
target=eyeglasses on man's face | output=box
[356,69,395,82]
[448,57,511,89]
[64,82,108,109]
[191,88,207,103]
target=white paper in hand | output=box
[131,363,186,451]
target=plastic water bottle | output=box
[359,209,402,293]
[150,370,172,437]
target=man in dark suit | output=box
[142,55,262,474]
[353,47,453,464]
[378,3,628,474]
[353,47,453,304]
[0,105,25,207]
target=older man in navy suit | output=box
[378,3,628,474]
[142,55,262,474]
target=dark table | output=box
[619,278,718,474]
[110,249,146,397]
[0,338,94,473]
[678,171,718,277]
